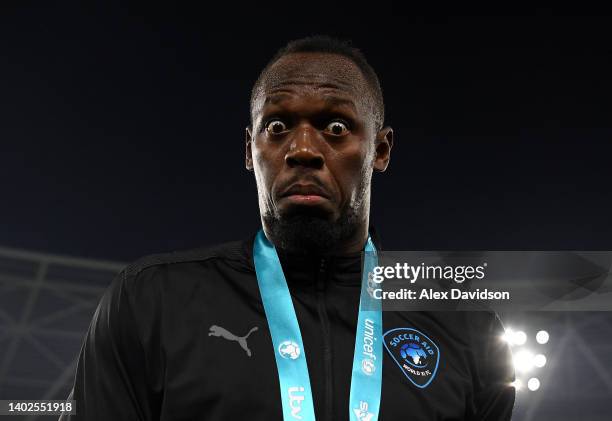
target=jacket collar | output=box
[239,225,383,287]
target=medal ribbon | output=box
[253,229,382,420]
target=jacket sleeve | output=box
[471,313,516,421]
[59,269,154,421]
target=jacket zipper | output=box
[316,257,333,421]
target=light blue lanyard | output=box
[253,229,382,421]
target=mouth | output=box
[279,184,331,206]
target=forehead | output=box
[253,52,372,116]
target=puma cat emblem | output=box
[208,325,259,357]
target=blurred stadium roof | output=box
[0,245,124,420]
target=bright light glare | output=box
[534,354,547,368]
[513,350,534,372]
[501,328,528,346]
[501,328,514,344]
[536,330,549,344]
[514,331,527,345]
[510,379,522,390]
[527,377,541,391]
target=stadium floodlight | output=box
[536,330,549,344]
[527,377,541,391]
[514,330,527,346]
[501,327,528,346]
[513,350,535,372]
[533,354,547,368]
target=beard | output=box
[263,203,361,255]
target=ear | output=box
[245,126,254,171]
[373,126,393,172]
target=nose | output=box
[285,124,324,169]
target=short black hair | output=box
[250,35,385,130]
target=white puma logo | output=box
[208,325,258,357]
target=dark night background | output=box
[0,3,611,420]
[2,5,611,261]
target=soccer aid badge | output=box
[383,328,440,388]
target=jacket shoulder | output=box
[122,239,250,279]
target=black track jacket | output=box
[61,231,515,420]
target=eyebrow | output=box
[323,96,357,111]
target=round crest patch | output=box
[383,327,440,388]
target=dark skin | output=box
[246,52,393,254]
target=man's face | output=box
[246,52,392,252]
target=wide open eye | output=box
[265,119,288,134]
[324,120,350,136]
